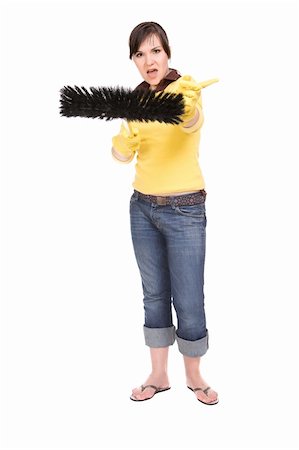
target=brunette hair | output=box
[129,22,171,59]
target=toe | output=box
[130,393,141,400]
[139,387,156,400]
[131,386,140,395]
[131,385,156,400]
[131,386,143,400]
[197,388,218,403]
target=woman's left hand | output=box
[175,75,202,122]
[174,75,219,123]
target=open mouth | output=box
[147,69,158,74]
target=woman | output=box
[111,21,219,405]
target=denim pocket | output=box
[174,203,206,218]
[130,192,139,204]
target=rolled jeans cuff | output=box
[176,329,209,357]
[143,325,176,348]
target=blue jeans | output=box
[129,190,209,357]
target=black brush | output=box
[59,85,185,125]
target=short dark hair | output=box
[129,22,171,59]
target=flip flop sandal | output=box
[187,385,219,405]
[130,384,171,402]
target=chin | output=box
[149,78,162,86]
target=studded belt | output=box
[134,189,206,206]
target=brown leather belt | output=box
[134,189,206,206]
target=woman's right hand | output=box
[112,122,140,157]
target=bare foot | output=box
[186,374,218,404]
[131,372,170,401]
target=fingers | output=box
[181,75,192,81]
[179,80,201,92]
[120,122,129,136]
[179,75,201,92]
[121,122,139,138]
[182,88,201,99]
[131,126,139,136]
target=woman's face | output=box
[132,34,170,90]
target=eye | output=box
[153,49,161,53]
[135,53,142,58]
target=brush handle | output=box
[123,119,136,136]
[126,120,134,136]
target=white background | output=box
[0,0,298,449]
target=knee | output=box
[143,290,171,304]
[177,317,207,341]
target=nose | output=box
[145,53,154,66]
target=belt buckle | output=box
[156,196,167,206]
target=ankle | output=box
[185,371,201,381]
[150,369,168,378]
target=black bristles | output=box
[59,85,185,124]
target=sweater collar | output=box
[134,68,181,92]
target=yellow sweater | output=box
[111,73,217,195]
